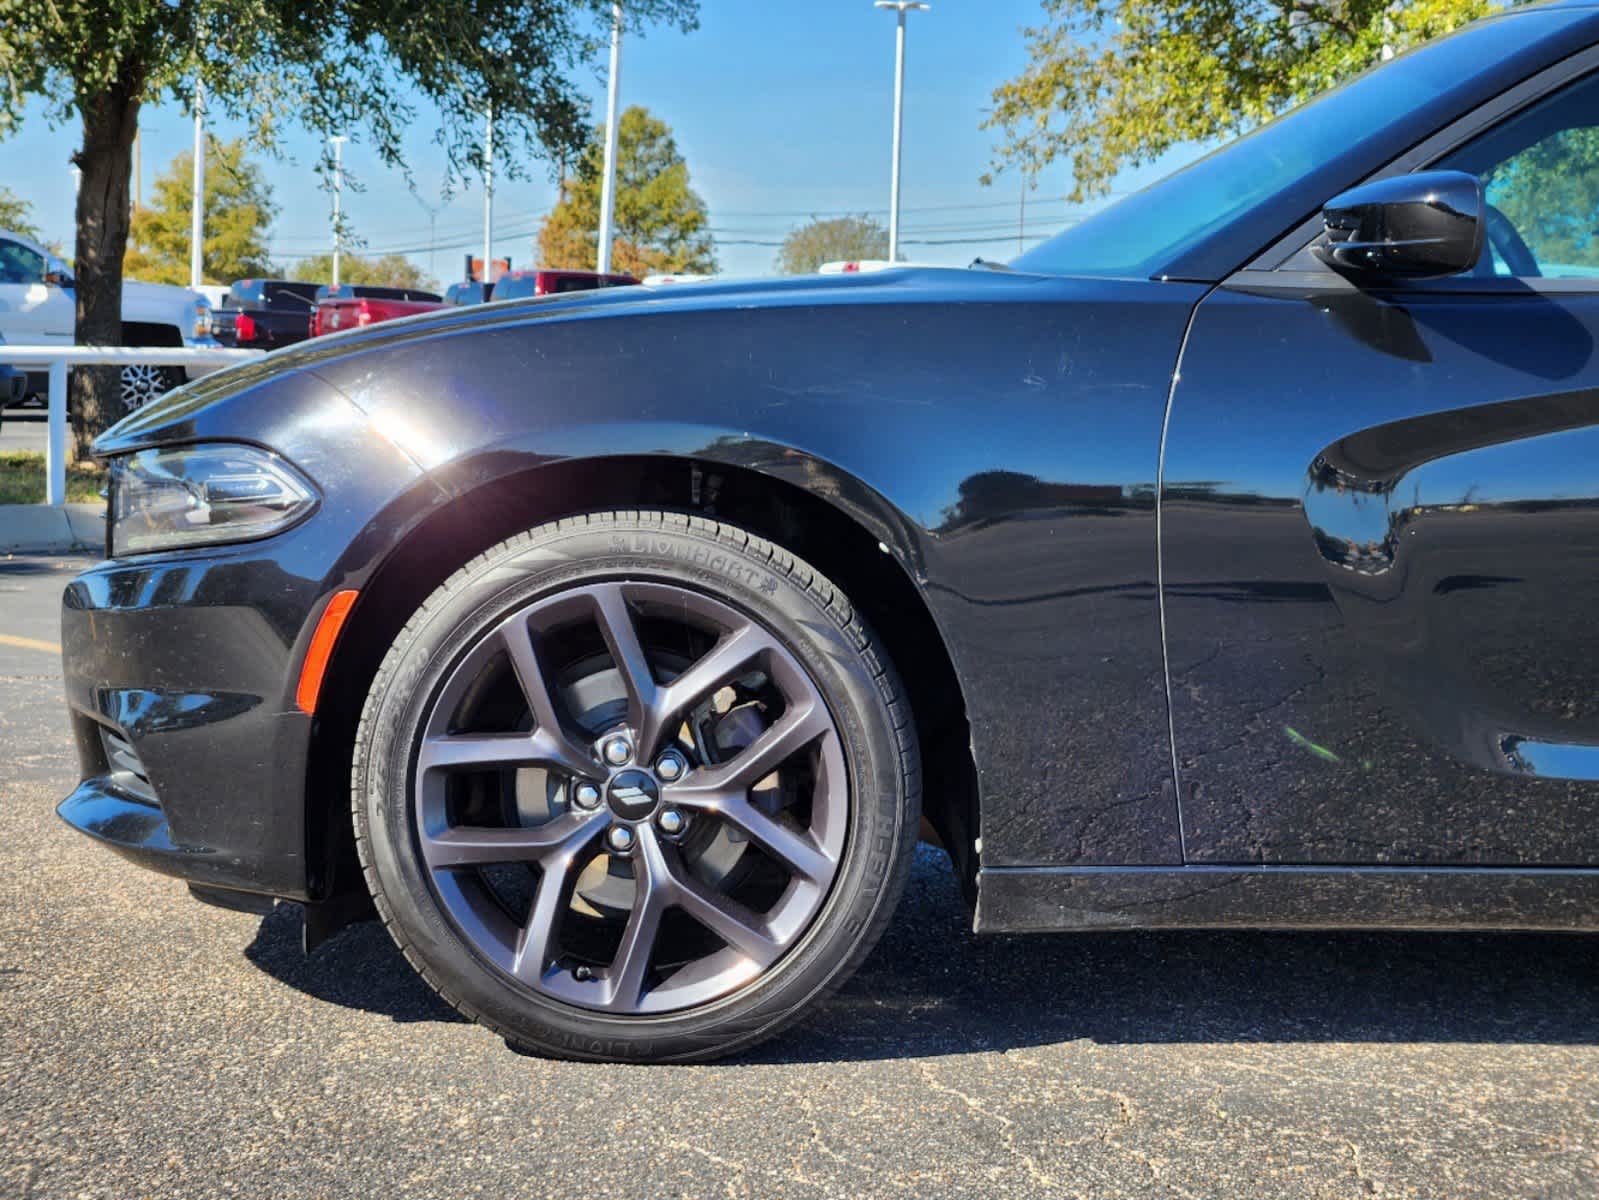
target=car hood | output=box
[96,265,1086,454]
[271,266,1058,361]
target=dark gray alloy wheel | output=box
[352,512,920,1062]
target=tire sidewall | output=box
[355,515,914,1061]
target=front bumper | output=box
[58,549,324,898]
[56,364,440,900]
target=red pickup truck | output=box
[309,284,446,337]
[491,268,638,299]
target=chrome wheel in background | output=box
[119,363,182,410]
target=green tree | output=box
[776,215,890,275]
[0,187,41,240]
[0,1,697,457]
[1488,129,1599,270]
[288,252,437,292]
[537,106,717,276]
[125,139,275,285]
[983,0,1490,202]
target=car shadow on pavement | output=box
[243,845,1599,1062]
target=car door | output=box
[0,237,72,344]
[1161,58,1599,866]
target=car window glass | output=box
[495,277,537,300]
[0,239,46,285]
[1439,69,1599,280]
[264,283,315,309]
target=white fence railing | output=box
[1,345,263,506]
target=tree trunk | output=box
[70,64,144,461]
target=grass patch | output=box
[0,451,105,505]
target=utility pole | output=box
[1019,174,1034,255]
[875,2,930,264]
[189,83,205,289]
[329,135,347,287]
[483,106,495,283]
[132,124,142,214]
[596,2,624,275]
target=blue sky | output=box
[4,1,1165,281]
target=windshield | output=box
[1012,11,1583,280]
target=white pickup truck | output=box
[0,228,217,412]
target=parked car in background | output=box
[0,331,26,432]
[194,284,231,310]
[211,279,320,351]
[444,281,495,305]
[309,284,445,337]
[0,229,216,410]
[491,268,638,300]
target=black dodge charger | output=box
[60,1,1599,1061]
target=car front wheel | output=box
[352,511,920,1061]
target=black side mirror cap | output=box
[1313,170,1485,280]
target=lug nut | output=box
[602,735,633,766]
[655,751,687,782]
[573,782,602,811]
[606,825,636,853]
[657,808,686,836]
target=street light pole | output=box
[875,2,929,264]
[483,105,495,284]
[596,2,624,275]
[189,83,205,289]
[328,135,347,287]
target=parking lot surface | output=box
[1,409,47,455]
[2,553,1596,1199]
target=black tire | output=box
[352,510,920,1062]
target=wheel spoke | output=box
[510,815,607,983]
[602,827,669,1010]
[590,584,661,744]
[418,732,539,772]
[679,698,831,793]
[420,809,607,870]
[497,614,597,777]
[666,855,782,966]
[712,794,836,882]
[638,623,772,760]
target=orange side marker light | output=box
[295,589,360,715]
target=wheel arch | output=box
[306,452,979,911]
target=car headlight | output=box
[192,300,212,339]
[108,444,317,556]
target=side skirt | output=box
[974,865,1599,934]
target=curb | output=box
[0,504,105,553]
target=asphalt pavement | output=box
[1,408,48,455]
[2,554,1597,1199]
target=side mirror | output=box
[43,256,74,289]
[1313,170,1484,280]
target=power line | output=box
[265,192,1123,255]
